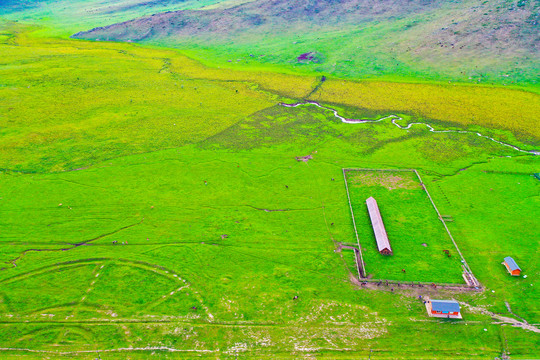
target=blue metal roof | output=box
[504,257,521,271]
[431,300,460,313]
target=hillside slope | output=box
[0,0,230,35]
[72,0,540,84]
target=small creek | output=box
[280,101,539,156]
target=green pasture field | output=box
[0,21,538,358]
[344,169,464,283]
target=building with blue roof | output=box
[425,299,462,319]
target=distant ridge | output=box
[73,0,447,40]
[71,0,539,83]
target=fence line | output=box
[413,170,480,287]
[340,245,364,280]
[342,167,480,288]
[359,278,480,291]
[343,168,415,173]
[342,168,366,278]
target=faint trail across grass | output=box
[462,303,540,333]
[6,220,144,267]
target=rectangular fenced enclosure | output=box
[343,168,465,284]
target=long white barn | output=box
[366,197,393,255]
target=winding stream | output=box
[280,101,539,156]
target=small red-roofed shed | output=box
[502,257,521,276]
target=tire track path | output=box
[5,220,144,267]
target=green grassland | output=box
[0,21,539,358]
[344,169,464,283]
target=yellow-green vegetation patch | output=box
[167,55,318,99]
[0,23,316,172]
[312,79,540,141]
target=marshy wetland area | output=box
[0,0,539,358]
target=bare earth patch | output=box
[295,154,313,162]
[348,172,420,190]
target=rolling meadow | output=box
[0,15,539,359]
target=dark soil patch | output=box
[295,154,313,162]
[297,51,325,64]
